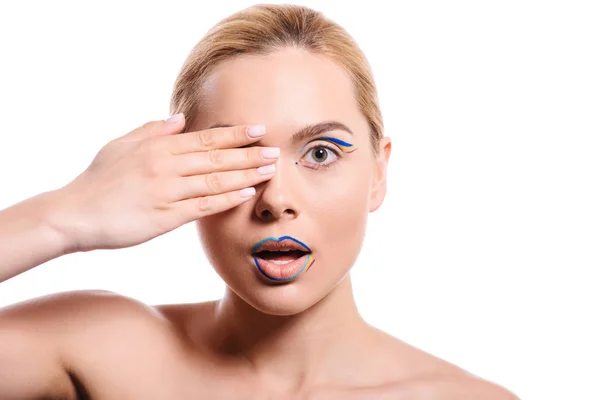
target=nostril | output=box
[260,210,272,219]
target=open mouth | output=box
[254,249,309,264]
[251,236,315,281]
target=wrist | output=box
[37,188,81,256]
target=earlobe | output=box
[369,137,392,213]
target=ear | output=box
[369,136,392,213]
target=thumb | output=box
[122,113,186,141]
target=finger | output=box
[171,146,280,177]
[121,113,186,142]
[166,124,266,155]
[172,163,276,200]
[173,187,257,223]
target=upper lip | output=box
[251,236,312,254]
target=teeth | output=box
[271,260,295,265]
[262,249,293,252]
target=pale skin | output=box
[0,47,519,399]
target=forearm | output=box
[0,190,72,283]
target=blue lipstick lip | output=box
[251,235,311,254]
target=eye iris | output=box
[312,148,327,162]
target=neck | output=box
[207,274,372,391]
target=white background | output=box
[1,1,598,399]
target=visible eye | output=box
[300,143,342,170]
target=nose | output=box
[254,159,299,222]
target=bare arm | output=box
[0,189,72,282]
[0,289,167,400]
[0,291,89,400]
[0,116,276,284]
[0,115,277,397]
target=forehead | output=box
[196,48,364,131]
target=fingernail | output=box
[257,164,276,175]
[165,113,183,123]
[261,147,280,159]
[239,187,256,198]
[247,125,266,138]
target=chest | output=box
[63,324,412,400]
[68,361,391,400]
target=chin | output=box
[236,277,323,316]
[232,268,350,317]
[248,299,311,316]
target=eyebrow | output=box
[208,121,354,145]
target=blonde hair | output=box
[169,4,383,155]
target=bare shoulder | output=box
[0,289,176,354]
[0,289,169,329]
[0,290,176,399]
[361,328,519,399]
[381,374,520,399]
[313,375,519,400]
[367,327,470,378]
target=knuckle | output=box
[142,120,161,132]
[144,157,163,177]
[246,168,257,181]
[237,125,248,141]
[205,172,222,193]
[197,130,215,149]
[196,196,212,213]
[139,143,162,174]
[140,138,160,154]
[207,149,223,169]
[246,148,255,162]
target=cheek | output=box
[309,179,369,275]
[318,181,368,214]
[195,211,243,261]
[313,160,372,212]
[311,170,371,240]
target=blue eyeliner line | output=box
[297,136,355,153]
[320,136,353,147]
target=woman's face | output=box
[192,47,390,315]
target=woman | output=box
[0,4,518,399]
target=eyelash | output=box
[301,143,342,170]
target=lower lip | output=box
[253,253,315,281]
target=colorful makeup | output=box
[297,136,357,154]
[251,236,315,281]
